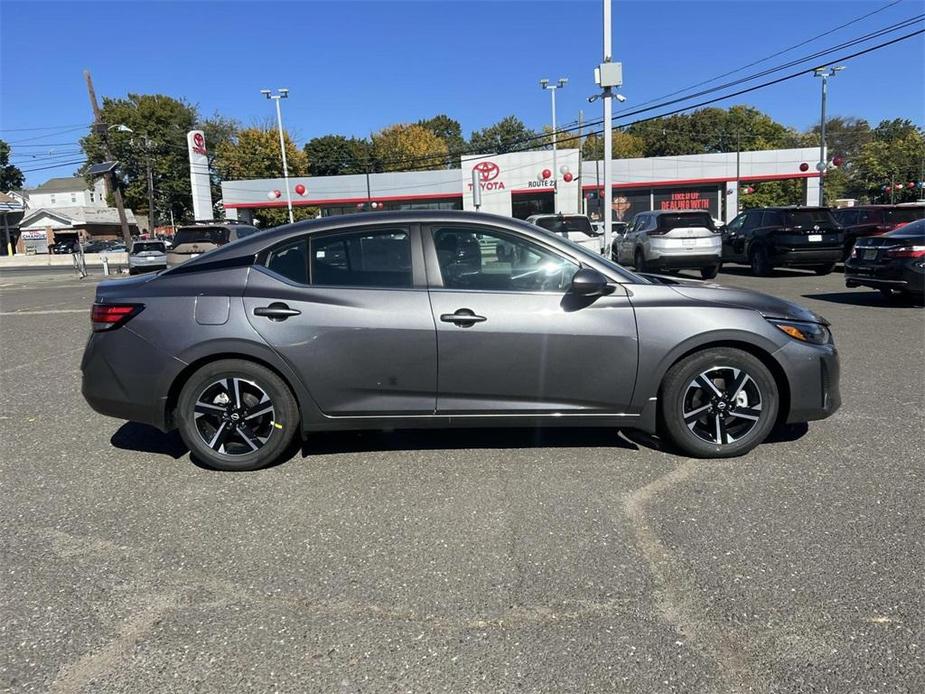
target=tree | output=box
[850,119,924,203]
[79,93,198,222]
[212,126,313,227]
[370,123,448,172]
[304,135,371,176]
[418,114,466,167]
[0,140,24,190]
[579,130,644,160]
[469,116,538,154]
[199,113,240,218]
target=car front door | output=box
[424,223,638,414]
[244,224,437,415]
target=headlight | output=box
[768,319,831,345]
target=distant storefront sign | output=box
[588,185,720,221]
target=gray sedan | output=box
[81,211,840,471]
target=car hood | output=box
[640,274,827,324]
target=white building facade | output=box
[25,177,108,210]
[220,147,823,224]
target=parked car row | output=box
[600,204,923,291]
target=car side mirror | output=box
[570,267,609,296]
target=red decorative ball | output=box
[908,182,916,189]
[895,183,904,190]
[746,187,755,194]
[541,168,552,180]
[799,162,809,172]
[832,155,845,167]
[563,172,574,183]
[294,183,306,196]
[357,203,365,209]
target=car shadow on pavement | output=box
[802,290,924,307]
[301,427,647,457]
[718,266,815,279]
[110,422,189,459]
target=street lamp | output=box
[813,65,844,206]
[261,88,294,224]
[540,78,567,212]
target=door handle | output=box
[440,309,486,327]
[254,302,301,321]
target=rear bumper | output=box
[647,253,721,270]
[773,339,841,424]
[770,247,843,266]
[81,327,185,431]
[844,260,925,293]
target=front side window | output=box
[762,210,784,227]
[432,227,578,293]
[742,211,761,230]
[311,228,411,288]
[725,214,746,232]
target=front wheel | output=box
[700,264,720,280]
[176,359,299,471]
[812,263,836,276]
[660,347,779,458]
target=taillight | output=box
[91,303,142,331]
[885,245,925,259]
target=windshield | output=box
[784,209,836,227]
[533,216,595,235]
[884,207,924,224]
[132,242,165,253]
[173,227,230,246]
[657,212,714,231]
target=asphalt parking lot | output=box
[0,267,922,693]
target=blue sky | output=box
[2,0,923,185]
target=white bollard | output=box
[101,255,110,276]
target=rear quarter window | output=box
[785,209,837,227]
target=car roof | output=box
[165,210,639,280]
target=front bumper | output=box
[773,338,841,424]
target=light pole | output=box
[540,78,567,212]
[594,0,623,257]
[261,88,294,224]
[813,66,844,206]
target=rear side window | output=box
[232,226,260,241]
[311,228,412,288]
[762,210,785,227]
[785,209,836,227]
[173,227,230,245]
[857,209,883,224]
[265,238,308,284]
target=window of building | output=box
[432,227,577,293]
[50,195,56,204]
[311,228,411,288]
[265,238,308,284]
[70,193,77,203]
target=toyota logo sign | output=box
[473,161,500,182]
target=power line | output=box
[627,0,907,110]
[19,159,87,174]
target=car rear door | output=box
[243,224,437,415]
[423,222,637,414]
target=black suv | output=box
[722,207,843,276]
[833,205,924,259]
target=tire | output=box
[660,347,779,458]
[176,359,299,471]
[878,287,896,299]
[749,246,772,276]
[700,264,720,280]
[634,249,647,273]
[812,263,836,276]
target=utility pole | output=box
[145,142,155,234]
[83,70,133,249]
[577,109,584,214]
[813,66,844,206]
[540,78,568,212]
[596,0,623,258]
[261,89,294,224]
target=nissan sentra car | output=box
[82,210,840,471]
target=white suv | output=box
[526,214,603,253]
[613,210,722,278]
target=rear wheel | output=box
[878,287,896,299]
[176,359,299,471]
[634,249,647,273]
[660,347,779,458]
[812,263,836,275]
[749,246,772,276]
[700,264,720,280]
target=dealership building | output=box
[220,147,823,225]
